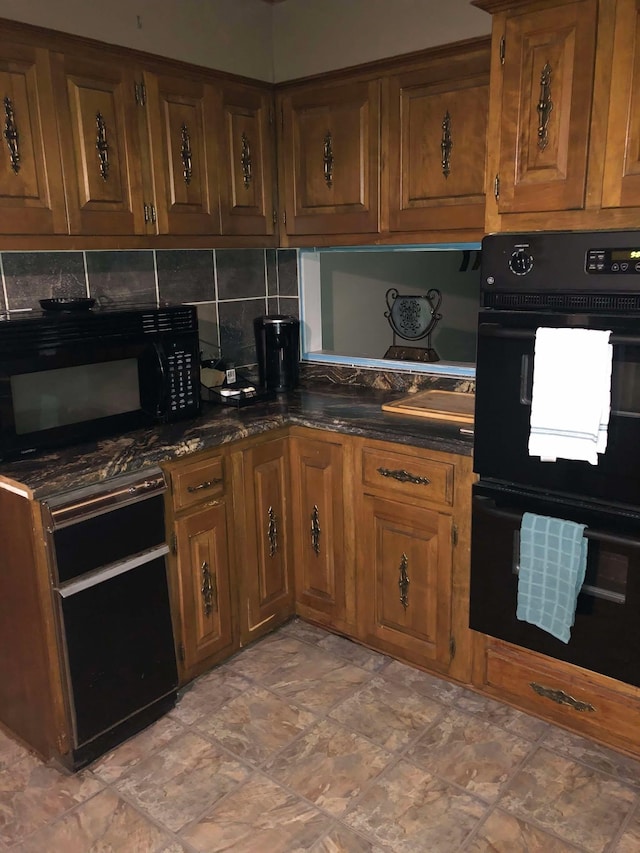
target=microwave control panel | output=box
[166,340,198,418]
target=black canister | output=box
[253,315,300,392]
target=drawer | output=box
[170,453,225,512]
[481,639,640,754]
[361,445,454,506]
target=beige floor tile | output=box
[465,807,584,852]
[114,730,249,833]
[279,618,331,645]
[259,648,371,713]
[329,674,444,752]
[309,824,388,852]
[0,752,103,847]
[499,746,637,852]
[169,665,250,726]
[344,757,486,852]
[226,633,322,680]
[541,727,640,788]
[382,659,464,704]
[91,716,184,783]
[407,707,532,802]
[454,689,550,742]
[15,788,176,853]
[263,718,392,817]
[181,771,331,853]
[612,803,640,852]
[193,684,318,764]
[316,635,390,672]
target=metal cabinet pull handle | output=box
[187,478,222,493]
[441,110,452,178]
[267,505,278,557]
[3,96,20,174]
[311,504,321,555]
[530,682,595,712]
[201,560,217,617]
[241,132,252,188]
[323,130,333,187]
[95,112,110,180]
[536,61,553,151]
[398,552,410,610]
[181,123,192,185]
[377,467,431,486]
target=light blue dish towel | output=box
[517,512,588,644]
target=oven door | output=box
[474,309,640,506]
[470,480,640,688]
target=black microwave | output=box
[0,305,201,461]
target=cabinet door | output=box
[290,434,347,624]
[279,79,380,236]
[144,70,221,235]
[218,83,275,236]
[0,41,67,235]
[496,0,597,214]
[360,494,453,669]
[238,438,293,644]
[175,502,234,680]
[51,50,147,235]
[602,0,640,209]
[387,50,489,234]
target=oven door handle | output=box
[56,544,169,597]
[478,324,640,346]
[474,496,640,549]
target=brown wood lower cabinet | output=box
[231,434,294,645]
[163,449,237,683]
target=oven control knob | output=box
[509,249,534,276]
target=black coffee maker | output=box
[253,315,300,392]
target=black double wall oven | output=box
[470,231,640,689]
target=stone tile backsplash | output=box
[0,248,299,371]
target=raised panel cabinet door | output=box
[602,0,640,208]
[290,435,346,621]
[361,494,452,667]
[0,41,67,235]
[51,51,147,235]
[144,71,221,235]
[240,439,293,642]
[279,79,380,236]
[497,0,597,214]
[175,502,234,678]
[387,54,489,233]
[219,83,275,236]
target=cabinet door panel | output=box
[176,503,234,676]
[145,72,221,235]
[240,439,293,642]
[290,435,346,621]
[0,42,67,234]
[602,0,640,208]
[498,0,597,213]
[280,80,380,236]
[362,495,452,667]
[53,52,146,235]
[388,59,488,233]
[219,84,275,235]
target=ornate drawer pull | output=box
[241,132,252,188]
[267,505,278,557]
[398,552,410,610]
[536,61,553,151]
[201,560,217,617]
[95,112,110,180]
[181,123,192,185]
[311,504,321,555]
[187,477,223,493]
[377,467,431,486]
[441,109,452,178]
[4,96,20,174]
[323,130,333,187]
[530,682,595,712]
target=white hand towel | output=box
[528,327,612,465]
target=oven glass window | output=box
[11,359,140,434]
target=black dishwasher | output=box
[42,468,178,769]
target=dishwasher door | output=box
[43,469,178,765]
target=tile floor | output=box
[2,619,640,852]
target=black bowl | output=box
[39,297,96,312]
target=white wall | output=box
[271,0,491,82]
[0,0,275,81]
[0,0,490,83]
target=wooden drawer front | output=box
[483,641,640,751]
[171,455,225,512]
[361,447,454,506]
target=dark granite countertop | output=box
[0,384,474,500]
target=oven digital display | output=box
[611,249,640,261]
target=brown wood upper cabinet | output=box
[385,42,489,237]
[0,40,67,235]
[278,78,381,239]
